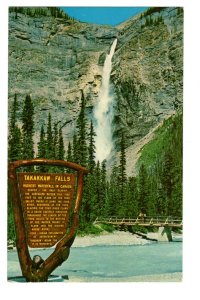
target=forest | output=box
[8,93,182,239]
[9,7,74,21]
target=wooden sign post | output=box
[8,159,89,282]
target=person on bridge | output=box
[138,212,146,223]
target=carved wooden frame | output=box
[8,158,89,282]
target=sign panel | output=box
[17,173,76,248]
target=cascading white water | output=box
[94,39,117,162]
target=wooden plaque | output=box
[8,159,89,281]
[17,173,76,248]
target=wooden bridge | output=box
[94,216,182,228]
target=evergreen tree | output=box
[108,164,120,216]
[8,126,22,162]
[66,141,73,173]
[8,94,22,241]
[138,164,149,214]
[58,127,65,160]
[10,93,18,130]
[8,95,22,161]
[37,124,46,172]
[100,160,108,216]
[37,125,46,158]
[67,142,73,162]
[53,122,59,159]
[147,169,157,216]
[94,161,102,216]
[46,113,54,159]
[88,121,96,171]
[156,181,166,216]
[161,151,174,215]
[72,134,79,163]
[76,90,88,166]
[80,122,97,227]
[118,132,127,215]
[126,177,139,217]
[21,94,34,160]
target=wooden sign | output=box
[18,173,75,248]
[8,159,89,282]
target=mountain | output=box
[8,7,183,175]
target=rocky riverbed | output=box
[7,229,182,250]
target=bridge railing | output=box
[94,216,182,227]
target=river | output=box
[8,242,182,282]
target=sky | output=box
[61,7,148,26]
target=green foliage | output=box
[177,7,184,15]
[37,124,46,172]
[137,112,183,217]
[77,224,103,236]
[141,15,164,29]
[131,225,148,234]
[99,223,115,233]
[116,79,140,112]
[138,164,149,214]
[58,127,65,160]
[53,122,59,159]
[21,95,34,160]
[76,91,88,167]
[118,132,127,214]
[141,7,166,18]
[67,142,73,162]
[88,121,96,171]
[9,7,74,21]
[46,113,54,159]
[72,134,79,163]
[8,100,22,162]
[7,183,16,241]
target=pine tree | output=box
[8,95,22,161]
[108,164,120,216]
[21,94,34,160]
[8,94,22,241]
[72,134,79,163]
[126,177,139,217]
[88,121,96,171]
[37,124,46,172]
[58,127,65,160]
[37,125,46,158]
[147,169,157,216]
[53,122,59,159]
[118,132,127,215]
[67,142,73,162]
[100,160,108,216]
[46,113,54,159]
[94,161,102,216]
[138,164,149,215]
[161,151,174,215]
[10,94,18,130]
[66,141,73,173]
[76,90,88,166]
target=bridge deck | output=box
[94,217,182,228]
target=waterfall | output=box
[94,39,117,162]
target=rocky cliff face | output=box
[9,11,117,140]
[112,7,183,147]
[8,7,183,175]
